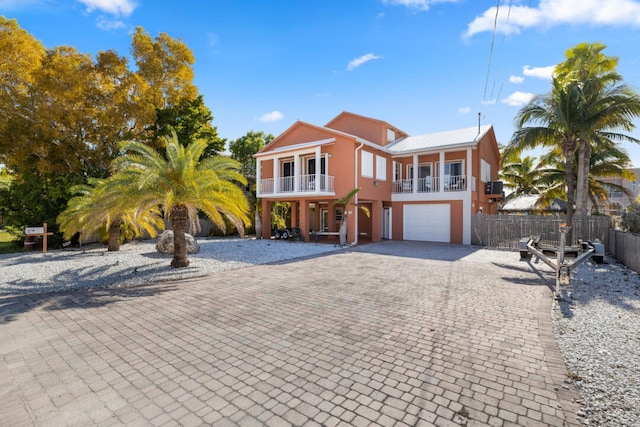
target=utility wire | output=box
[483,0,501,102]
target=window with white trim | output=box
[387,128,395,142]
[361,150,373,178]
[376,155,387,180]
[393,161,402,181]
[481,159,491,182]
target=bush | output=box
[621,198,640,233]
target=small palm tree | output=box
[109,132,250,267]
[334,187,370,246]
[57,178,164,251]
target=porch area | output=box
[392,175,467,194]
[259,174,335,196]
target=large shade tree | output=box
[108,132,250,267]
[229,130,274,236]
[0,19,210,246]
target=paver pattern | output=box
[0,241,581,426]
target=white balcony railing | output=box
[259,174,335,195]
[392,176,466,193]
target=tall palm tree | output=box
[555,43,640,216]
[506,77,583,233]
[57,178,164,251]
[108,132,250,267]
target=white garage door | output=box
[403,204,450,242]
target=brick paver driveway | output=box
[1,241,581,426]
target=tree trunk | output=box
[170,204,190,268]
[107,216,122,252]
[576,141,591,217]
[254,206,262,239]
[339,217,348,246]
[565,143,576,243]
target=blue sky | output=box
[4,0,640,166]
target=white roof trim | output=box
[254,138,335,158]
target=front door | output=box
[320,208,329,232]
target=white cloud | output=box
[258,111,284,123]
[509,75,524,84]
[347,53,382,71]
[458,107,471,114]
[523,65,555,80]
[481,99,496,105]
[382,0,459,11]
[97,16,126,30]
[502,91,535,106]
[465,0,640,38]
[77,0,137,17]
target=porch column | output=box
[261,199,272,240]
[466,147,473,193]
[291,201,299,229]
[315,146,321,190]
[439,152,446,192]
[294,154,301,192]
[412,154,418,194]
[256,159,262,196]
[273,157,279,193]
[299,199,310,242]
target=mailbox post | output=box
[24,223,54,255]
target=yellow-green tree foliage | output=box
[0,18,199,176]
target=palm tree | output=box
[506,77,583,233]
[499,154,546,200]
[57,178,164,251]
[108,132,250,267]
[539,143,635,214]
[555,43,640,216]
[334,187,370,246]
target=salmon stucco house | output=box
[254,112,502,245]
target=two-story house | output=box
[597,168,640,215]
[254,112,502,245]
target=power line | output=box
[482,0,501,102]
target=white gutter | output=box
[352,141,364,246]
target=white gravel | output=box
[553,258,640,427]
[2,239,638,426]
[0,237,343,296]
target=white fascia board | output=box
[388,141,478,158]
[254,138,335,158]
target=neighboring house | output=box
[254,111,502,245]
[596,168,640,215]
[499,195,567,215]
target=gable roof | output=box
[387,125,493,154]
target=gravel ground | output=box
[553,257,640,427]
[0,237,342,296]
[1,238,638,426]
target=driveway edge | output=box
[537,289,582,427]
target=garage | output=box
[403,204,450,243]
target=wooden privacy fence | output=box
[608,230,640,273]
[471,215,611,251]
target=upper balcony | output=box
[258,174,335,197]
[392,175,467,193]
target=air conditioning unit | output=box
[485,181,503,195]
